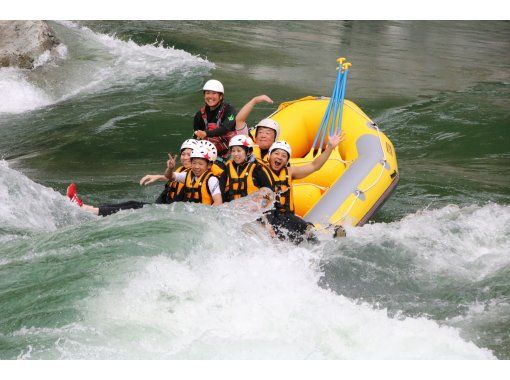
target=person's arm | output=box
[289,132,345,180]
[139,174,169,186]
[207,176,223,206]
[173,172,187,184]
[236,95,273,128]
[212,193,223,206]
[193,111,204,132]
[218,171,228,202]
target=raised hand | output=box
[194,130,207,139]
[327,131,346,149]
[252,95,273,105]
[166,153,177,171]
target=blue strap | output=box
[335,67,349,135]
[310,60,350,152]
[313,62,344,151]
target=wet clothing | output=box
[219,160,272,202]
[262,165,316,244]
[155,166,188,204]
[265,166,295,214]
[98,201,147,217]
[262,209,316,245]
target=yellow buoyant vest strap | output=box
[225,161,258,201]
[166,166,187,202]
[267,167,294,213]
[252,145,269,165]
[183,170,214,205]
[211,163,224,176]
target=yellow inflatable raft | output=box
[266,96,399,227]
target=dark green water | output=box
[0,21,509,359]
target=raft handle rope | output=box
[311,58,351,156]
[290,156,352,166]
[292,182,329,191]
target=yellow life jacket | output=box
[266,166,294,213]
[252,145,269,166]
[211,163,224,177]
[165,166,188,202]
[182,170,216,205]
[224,160,260,201]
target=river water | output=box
[0,20,509,359]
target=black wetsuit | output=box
[97,201,148,217]
[193,102,237,137]
[97,184,176,217]
[263,209,316,245]
[263,167,317,245]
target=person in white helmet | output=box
[140,138,199,204]
[219,135,272,202]
[165,140,223,206]
[193,79,240,160]
[262,132,345,244]
[66,139,202,216]
[234,94,278,162]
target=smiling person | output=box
[234,94,278,163]
[263,132,345,244]
[66,139,201,216]
[193,79,240,161]
[165,140,223,206]
[139,138,199,204]
[219,135,272,203]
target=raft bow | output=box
[266,58,399,228]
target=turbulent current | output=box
[0,21,509,359]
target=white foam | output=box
[347,203,510,281]
[33,44,68,68]
[66,230,494,359]
[0,67,53,114]
[53,21,214,96]
[0,21,213,115]
[0,160,92,237]
[3,196,502,359]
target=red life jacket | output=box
[200,103,237,157]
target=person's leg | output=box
[263,210,317,244]
[81,204,100,215]
[97,201,147,217]
[67,183,147,217]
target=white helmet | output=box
[229,135,254,149]
[198,140,218,158]
[180,139,199,151]
[255,118,280,139]
[269,140,292,158]
[203,79,224,94]
[190,147,217,163]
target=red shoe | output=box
[66,183,83,207]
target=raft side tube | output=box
[303,134,389,226]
